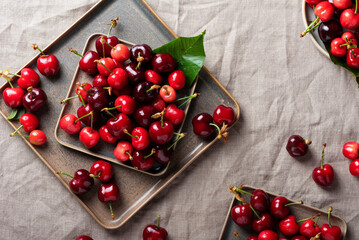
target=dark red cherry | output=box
[17,68,40,89]
[252,213,275,233]
[114,95,137,115]
[250,189,270,212]
[134,105,156,128]
[124,62,145,85]
[106,113,131,139]
[149,120,174,145]
[192,113,215,137]
[130,44,153,66]
[152,53,176,73]
[77,104,100,126]
[143,215,168,240]
[318,20,343,43]
[154,145,173,165]
[59,114,81,135]
[133,81,158,103]
[98,182,120,219]
[22,87,47,112]
[132,149,155,171]
[270,196,302,219]
[231,203,253,226]
[286,135,311,157]
[90,160,113,182]
[299,219,321,238]
[58,169,94,195]
[312,144,334,187]
[87,86,109,111]
[76,235,93,240]
[213,105,235,126]
[279,215,300,236]
[93,74,108,87]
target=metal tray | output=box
[219,185,347,239]
[0,0,240,229]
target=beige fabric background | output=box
[0,0,358,239]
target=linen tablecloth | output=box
[0,0,358,239]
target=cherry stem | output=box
[145,148,156,159]
[10,125,23,136]
[352,49,357,58]
[89,172,101,178]
[209,122,221,134]
[228,185,245,202]
[76,90,86,107]
[123,129,138,139]
[303,138,312,145]
[56,171,74,179]
[90,113,94,133]
[284,201,303,207]
[107,17,118,37]
[74,111,93,123]
[103,86,112,96]
[297,213,320,223]
[0,70,15,88]
[101,108,117,119]
[167,132,187,150]
[320,143,326,169]
[7,72,21,78]
[160,108,165,128]
[94,59,114,74]
[136,53,144,69]
[10,133,29,138]
[177,93,200,108]
[69,48,83,58]
[101,37,106,58]
[78,83,92,95]
[27,87,34,99]
[101,105,121,112]
[230,186,254,197]
[146,85,161,93]
[328,206,333,228]
[300,16,319,38]
[157,215,161,229]
[61,95,78,104]
[356,0,358,15]
[103,40,115,50]
[32,43,46,56]
[109,202,114,220]
[314,215,320,226]
[249,204,261,219]
[233,232,242,240]
[125,151,133,160]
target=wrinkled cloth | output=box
[1,0,359,239]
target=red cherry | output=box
[342,141,359,160]
[159,85,176,103]
[59,114,81,135]
[98,182,120,219]
[250,189,270,212]
[29,130,47,145]
[114,95,137,115]
[113,85,132,96]
[18,113,39,132]
[77,105,100,126]
[314,1,334,22]
[151,96,166,112]
[145,70,163,85]
[125,127,150,150]
[152,53,176,73]
[76,235,93,240]
[70,49,99,75]
[58,169,94,195]
[90,160,113,182]
[149,120,174,145]
[270,196,302,219]
[290,236,306,240]
[333,0,352,9]
[342,31,358,46]
[106,113,131,139]
[192,113,215,137]
[93,74,108,87]
[33,44,59,76]
[321,224,342,240]
[96,35,119,58]
[17,68,40,89]
[346,48,359,69]
[143,215,168,240]
[299,218,321,238]
[305,0,324,8]
[164,104,185,126]
[107,68,128,90]
[134,105,156,128]
[252,213,275,233]
[132,149,155,171]
[111,43,130,62]
[286,135,311,157]
[112,58,124,69]
[258,230,278,240]
[154,145,173,164]
[340,8,359,30]
[213,105,235,126]
[96,58,116,77]
[168,70,186,90]
[349,159,359,176]
[76,83,92,103]
[3,86,24,108]
[279,215,299,236]
[330,38,347,57]
[312,144,334,187]
[114,141,133,161]
[99,125,117,143]
[79,127,99,148]
[231,203,253,226]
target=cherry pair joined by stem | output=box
[95,18,119,58]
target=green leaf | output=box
[324,43,359,85]
[153,30,206,87]
[15,107,26,120]
[7,109,18,120]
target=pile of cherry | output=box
[230,185,342,240]
[1,43,60,145]
[302,0,359,69]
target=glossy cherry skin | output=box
[321,224,342,240]
[60,114,81,134]
[248,237,259,240]
[168,70,186,90]
[149,120,174,145]
[17,68,40,89]
[347,48,359,69]
[330,38,347,57]
[319,20,343,43]
[333,0,351,9]
[143,223,168,240]
[3,87,24,108]
[213,105,235,126]
[314,1,334,22]
[164,104,185,126]
[258,230,278,240]
[342,31,358,46]
[250,189,270,212]
[37,54,59,76]
[231,203,253,226]
[192,113,215,137]
[132,150,154,171]
[130,44,153,65]
[124,62,145,85]
[299,219,321,238]
[130,127,150,150]
[305,0,323,8]
[152,53,176,73]
[290,236,306,240]
[107,68,128,90]
[145,69,162,85]
[87,86,109,111]
[69,169,94,195]
[76,83,92,103]
[106,113,132,139]
[152,96,166,112]
[79,51,100,75]
[270,196,290,219]
[349,159,359,176]
[252,213,275,233]
[133,81,158,103]
[99,125,117,143]
[286,135,310,157]
[97,57,116,77]
[76,235,93,240]
[312,163,334,187]
[111,43,130,62]
[134,105,156,128]
[90,160,113,182]
[29,130,47,145]
[79,127,99,148]
[279,215,299,236]
[93,74,108,87]
[115,95,137,115]
[98,182,120,203]
[154,145,173,164]
[22,87,47,112]
[114,141,133,161]
[340,8,359,30]
[96,36,119,58]
[159,85,176,103]
[342,142,359,160]
[77,104,100,126]
[19,113,39,132]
